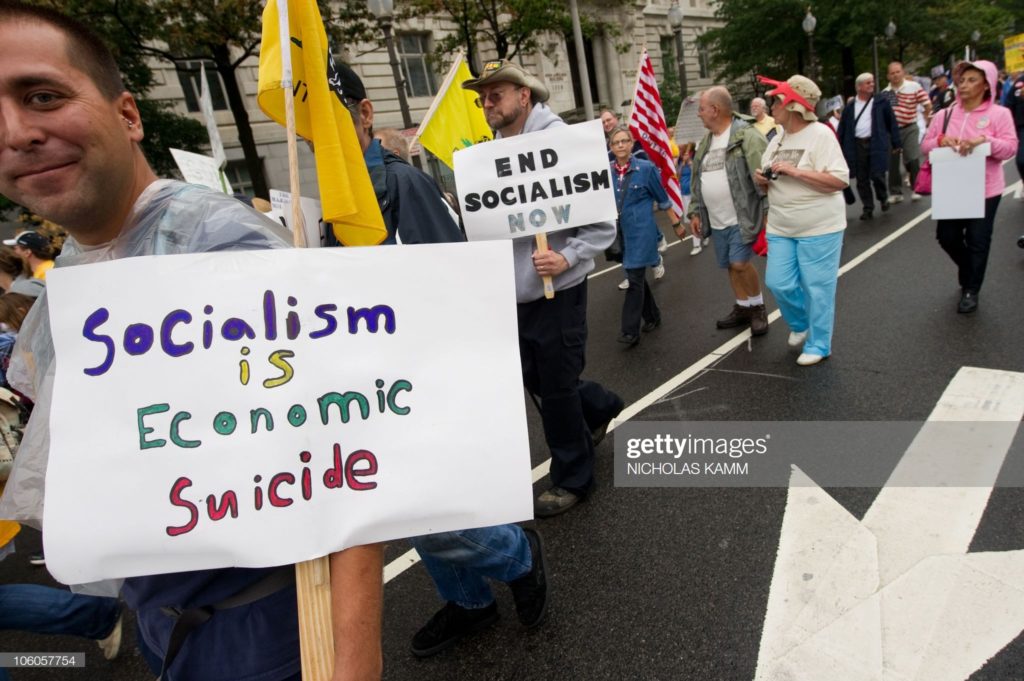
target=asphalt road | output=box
[3,169,1023,681]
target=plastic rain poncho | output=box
[0,180,292,529]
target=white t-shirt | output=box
[853,97,873,138]
[699,131,740,230]
[762,123,849,238]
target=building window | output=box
[176,60,228,113]
[698,43,711,79]
[224,160,256,196]
[397,34,436,98]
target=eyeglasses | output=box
[473,86,522,108]
[610,138,633,146]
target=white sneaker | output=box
[618,279,629,290]
[653,263,666,280]
[787,330,808,348]
[657,237,668,253]
[690,244,703,256]
[888,194,903,204]
[911,192,922,202]
[796,352,827,366]
[702,237,709,246]
[98,612,124,660]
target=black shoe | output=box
[509,528,548,628]
[534,486,583,517]
[28,552,45,566]
[591,395,624,447]
[749,305,768,336]
[860,210,874,221]
[716,304,751,329]
[880,200,890,213]
[958,290,978,314]
[617,333,639,346]
[411,601,499,658]
[641,318,661,332]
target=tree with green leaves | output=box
[703,0,1020,100]
[34,0,381,200]
[399,0,630,76]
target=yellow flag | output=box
[416,54,494,169]
[257,0,386,246]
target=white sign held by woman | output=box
[930,143,990,220]
[454,119,616,241]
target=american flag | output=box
[628,50,683,217]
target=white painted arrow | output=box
[756,367,1024,681]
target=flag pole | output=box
[627,49,646,122]
[275,3,331,679]
[410,50,465,153]
[279,1,307,249]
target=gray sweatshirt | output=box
[496,104,616,303]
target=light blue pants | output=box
[411,525,531,609]
[765,232,844,357]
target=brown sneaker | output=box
[749,304,768,336]
[716,304,751,329]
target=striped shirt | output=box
[883,80,929,127]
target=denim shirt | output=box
[612,158,671,269]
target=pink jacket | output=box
[920,60,1019,198]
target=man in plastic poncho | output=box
[0,4,382,680]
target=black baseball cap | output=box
[329,57,367,104]
[3,231,49,251]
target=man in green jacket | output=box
[686,86,769,335]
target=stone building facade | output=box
[149,0,723,197]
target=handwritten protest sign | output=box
[454,119,616,241]
[674,96,704,145]
[43,243,532,584]
[170,148,231,193]
[269,189,327,247]
[1005,33,1024,74]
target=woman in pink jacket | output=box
[921,59,1018,313]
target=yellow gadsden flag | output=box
[257,0,386,246]
[416,53,493,169]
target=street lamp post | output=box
[873,20,896,92]
[970,29,981,60]
[367,0,413,131]
[802,8,818,82]
[667,1,687,99]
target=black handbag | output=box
[605,219,624,262]
[605,167,633,263]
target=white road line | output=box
[755,368,1024,681]
[382,185,1023,584]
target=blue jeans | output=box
[0,584,120,681]
[411,525,531,609]
[0,584,119,638]
[765,231,844,357]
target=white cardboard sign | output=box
[454,119,616,241]
[930,143,990,220]
[43,244,532,584]
[170,148,231,194]
[269,189,327,248]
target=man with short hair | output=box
[883,61,931,202]
[837,73,901,220]
[335,61,549,659]
[463,60,624,517]
[689,86,769,336]
[750,97,778,141]
[0,5,382,680]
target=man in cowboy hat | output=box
[462,60,623,517]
